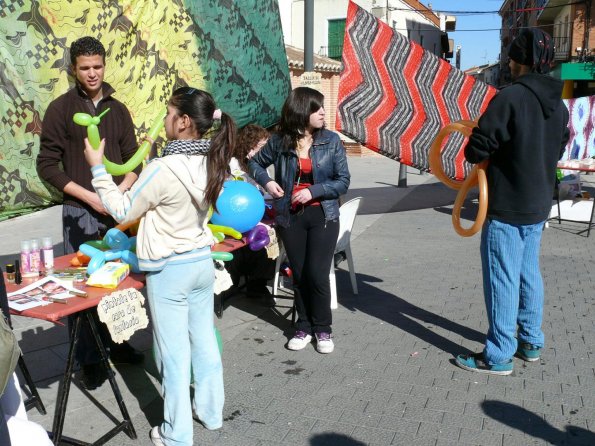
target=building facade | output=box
[499,0,595,97]
[464,63,501,87]
[279,0,455,61]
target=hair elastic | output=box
[213,109,222,120]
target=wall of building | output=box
[386,0,444,56]
[282,0,443,56]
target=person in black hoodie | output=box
[455,29,569,375]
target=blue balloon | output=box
[104,228,132,251]
[120,250,140,273]
[210,181,265,233]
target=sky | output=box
[426,0,504,71]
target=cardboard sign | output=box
[97,288,149,344]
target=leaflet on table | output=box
[7,276,86,311]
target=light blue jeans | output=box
[146,259,223,446]
[481,218,545,365]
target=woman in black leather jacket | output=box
[248,87,350,354]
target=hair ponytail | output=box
[169,87,236,211]
[205,112,236,211]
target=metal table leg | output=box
[50,310,137,445]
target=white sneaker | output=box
[315,332,334,354]
[287,330,312,350]
[149,426,165,446]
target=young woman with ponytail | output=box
[84,86,236,446]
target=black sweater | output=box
[37,83,141,209]
[464,73,570,225]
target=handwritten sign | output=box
[214,261,233,295]
[97,288,149,344]
[299,71,322,89]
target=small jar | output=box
[5,264,15,283]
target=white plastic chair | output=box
[272,197,362,310]
[329,197,362,308]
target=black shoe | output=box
[81,363,108,390]
[109,341,145,364]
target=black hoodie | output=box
[464,73,570,224]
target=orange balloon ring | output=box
[429,121,488,237]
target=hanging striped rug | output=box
[336,1,497,181]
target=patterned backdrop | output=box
[562,95,595,160]
[0,0,290,220]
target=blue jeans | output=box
[481,219,545,365]
[146,259,224,446]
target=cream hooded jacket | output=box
[91,154,213,271]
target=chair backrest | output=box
[335,197,362,253]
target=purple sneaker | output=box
[287,330,312,351]
[315,332,334,354]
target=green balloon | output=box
[215,327,223,354]
[211,251,233,261]
[74,108,111,151]
[73,112,93,126]
[104,109,166,176]
[81,239,109,250]
[88,124,101,150]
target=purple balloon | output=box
[248,225,270,251]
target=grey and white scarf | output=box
[161,139,210,157]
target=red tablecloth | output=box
[6,237,246,323]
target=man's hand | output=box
[85,191,108,215]
[83,138,105,167]
[265,181,285,198]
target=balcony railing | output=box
[553,35,571,61]
[318,45,343,61]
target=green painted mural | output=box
[0,0,290,220]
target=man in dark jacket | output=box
[37,37,144,389]
[455,29,569,375]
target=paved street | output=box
[12,155,595,445]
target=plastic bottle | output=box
[20,240,31,275]
[42,236,54,271]
[30,239,41,273]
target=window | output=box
[328,18,346,60]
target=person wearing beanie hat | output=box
[455,28,569,375]
[508,28,555,75]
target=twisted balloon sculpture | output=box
[74,109,167,176]
[428,120,488,237]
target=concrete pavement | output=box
[12,155,595,445]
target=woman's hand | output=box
[83,137,105,167]
[265,181,285,198]
[143,136,157,162]
[291,187,312,205]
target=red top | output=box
[291,157,320,211]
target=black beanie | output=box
[508,28,554,74]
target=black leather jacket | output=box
[248,129,351,228]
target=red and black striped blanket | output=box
[336,1,497,181]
